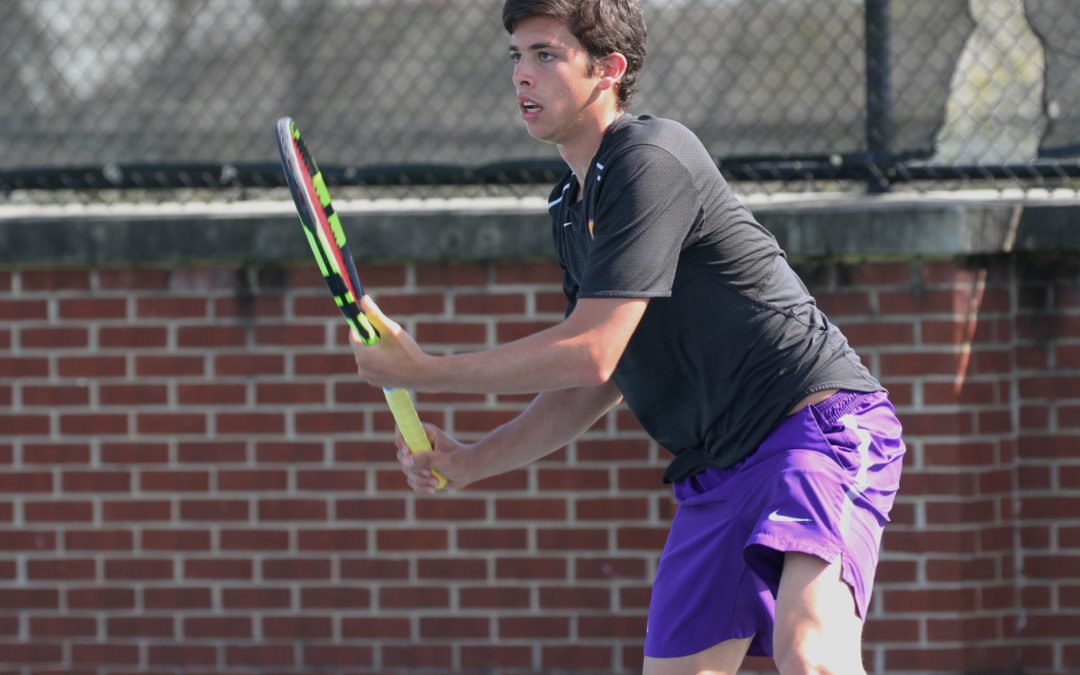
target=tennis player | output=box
[351,1,905,672]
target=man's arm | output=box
[399,380,624,493]
[353,295,648,394]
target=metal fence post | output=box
[864,0,893,193]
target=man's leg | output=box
[643,636,754,675]
[773,552,866,675]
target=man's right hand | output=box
[395,424,474,494]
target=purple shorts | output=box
[644,390,905,659]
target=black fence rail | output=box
[1,0,1077,202]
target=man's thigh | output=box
[643,636,754,675]
[773,552,865,674]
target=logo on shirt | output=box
[768,509,811,523]
[587,218,595,239]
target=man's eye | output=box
[509,52,521,63]
[539,51,555,61]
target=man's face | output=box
[508,16,603,146]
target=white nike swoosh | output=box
[768,509,811,523]
[562,222,573,227]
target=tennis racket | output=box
[275,116,446,491]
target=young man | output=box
[350,1,905,672]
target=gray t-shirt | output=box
[549,114,881,482]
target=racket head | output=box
[275,117,378,345]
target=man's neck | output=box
[558,108,622,192]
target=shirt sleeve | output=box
[577,144,701,298]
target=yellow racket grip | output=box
[382,387,447,491]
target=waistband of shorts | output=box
[809,389,886,426]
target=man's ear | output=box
[596,51,628,93]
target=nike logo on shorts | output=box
[768,509,811,523]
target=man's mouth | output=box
[520,98,543,115]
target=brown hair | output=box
[503,0,647,109]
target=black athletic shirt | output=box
[549,114,881,483]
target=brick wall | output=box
[1,252,1078,674]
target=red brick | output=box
[102,500,171,522]
[183,558,252,580]
[134,355,205,377]
[107,611,180,635]
[415,264,488,287]
[65,529,134,551]
[22,442,91,464]
[217,470,288,492]
[225,644,295,668]
[577,497,650,520]
[58,356,127,378]
[22,385,90,407]
[99,384,168,406]
[24,501,93,523]
[300,586,373,609]
[177,383,247,405]
[258,381,328,404]
[219,529,290,552]
[213,354,284,376]
[265,558,332,580]
[59,297,126,320]
[412,499,484,521]
[178,500,249,521]
[296,469,367,491]
[178,440,246,463]
[183,616,251,639]
[27,558,95,581]
[20,327,89,349]
[495,498,568,521]
[215,412,284,435]
[103,558,173,581]
[498,615,570,638]
[176,325,246,348]
[298,529,369,551]
[419,616,491,639]
[147,645,216,667]
[417,557,487,580]
[302,645,374,669]
[0,356,49,378]
[462,645,533,669]
[293,352,353,376]
[326,555,400,580]
[29,617,97,635]
[263,616,333,639]
[496,556,567,580]
[97,325,167,348]
[461,586,531,609]
[0,530,57,551]
[0,298,48,320]
[576,556,649,580]
[139,468,210,490]
[255,441,323,463]
[67,587,136,610]
[70,643,139,665]
[62,471,130,493]
[144,587,212,610]
[220,587,290,610]
[141,529,211,551]
[136,413,206,436]
[258,499,328,521]
[379,586,450,609]
[616,526,669,551]
[376,528,448,552]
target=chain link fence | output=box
[1,0,1077,203]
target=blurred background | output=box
[1,0,1078,203]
